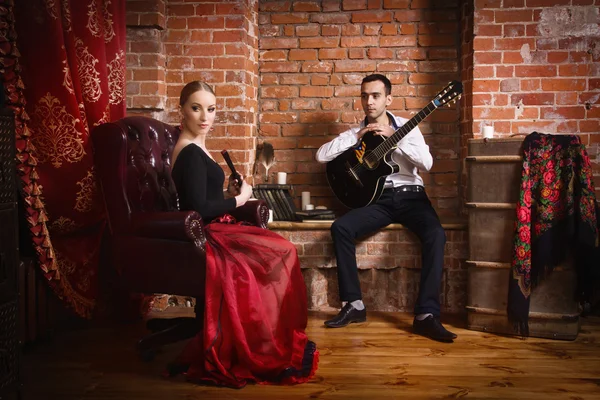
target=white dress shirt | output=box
[315,111,433,187]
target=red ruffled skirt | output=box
[172,221,318,388]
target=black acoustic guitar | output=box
[326,81,463,209]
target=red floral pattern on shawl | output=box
[509,132,598,334]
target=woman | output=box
[169,81,318,388]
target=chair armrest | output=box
[130,211,206,248]
[228,199,269,228]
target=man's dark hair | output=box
[361,74,392,95]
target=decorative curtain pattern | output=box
[7,0,126,317]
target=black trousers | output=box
[331,188,446,316]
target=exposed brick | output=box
[351,11,393,22]
[299,37,340,48]
[495,10,533,23]
[261,86,299,98]
[271,13,310,24]
[541,79,586,91]
[348,48,364,59]
[187,16,224,29]
[397,48,427,60]
[495,38,535,51]
[213,30,244,43]
[473,79,500,92]
[342,24,362,36]
[511,93,554,106]
[367,48,394,59]
[319,48,348,59]
[302,61,334,73]
[261,38,299,49]
[293,1,321,12]
[260,1,292,12]
[558,64,590,77]
[334,60,377,72]
[342,0,367,10]
[299,86,335,97]
[419,35,458,47]
[296,25,321,36]
[394,10,421,22]
[383,0,411,8]
[379,36,417,47]
[289,49,318,60]
[260,61,301,73]
[515,65,556,78]
[341,36,378,47]
[322,25,342,36]
[310,13,352,24]
[260,50,288,61]
[541,106,586,120]
[475,24,502,37]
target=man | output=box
[315,74,456,342]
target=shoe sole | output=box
[324,317,367,328]
[413,329,456,342]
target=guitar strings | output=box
[348,103,435,176]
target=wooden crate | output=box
[466,138,580,340]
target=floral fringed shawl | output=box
[509,132,598,335]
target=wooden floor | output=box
[21,311,600,400]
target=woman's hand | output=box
[235,181,253,207]
[227,173,242,196]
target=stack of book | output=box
[253,184,297,221]
[295,209,335,222]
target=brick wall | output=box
[273,224,468,313]
[125,0,469,313]
[258,0,462,217]
[126,0,259,178]
[471,0,600,191]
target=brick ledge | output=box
[269,221,467,230]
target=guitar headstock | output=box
[432,81,463,108]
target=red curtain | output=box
[6,0,126,317]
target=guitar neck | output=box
[372,102,437,159]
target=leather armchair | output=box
[91,116,268,359]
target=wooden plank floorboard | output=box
[21,312,600,400]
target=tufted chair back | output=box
[92,117,181,234]
[91,116,268,297]
[91,116,268,358]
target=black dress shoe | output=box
[413,315,457,342]
[324,303,367,328]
